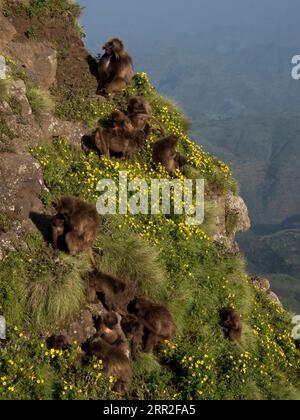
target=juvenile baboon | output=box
[87,336,132,395]
[127,96,152,135]
[95,312,129,357]
[51,213,66,249]
[121,314,145,358]
[220,307,242,342]
[87,271,129,312]
[55,197,99,262]
[94,125,146,160]
[97,38,134,95]
[128,298,176,353]
[152,135,182,174]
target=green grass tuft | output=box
[26,85,55,114]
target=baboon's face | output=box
[103,39,123,56]
[52,213,65,228]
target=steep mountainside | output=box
[134,41,300,313]
[1,0,300,401]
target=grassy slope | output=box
[1,0,300,400]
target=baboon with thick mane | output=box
[128,297,176,353]
[220,307,242,342]
[97,38,134,95]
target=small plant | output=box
[0,79,10,104]
[8,96,22,115]
[26,85,55,114]
[25,26,38,39]
[2,5,13,17]
[225,210,239,236]
[25,0,81,18]
[0,211,14,233]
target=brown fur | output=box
[51,213,66,249]
[95,312,129,357]
[97,38,134,95]
[87,270,130,312]
[152,135,184,174]
[55,197,99,262]
[87,336,132,395]
[220,307,242,342]
[174,153,187,171]
[121,314,145,358]
[94,125,146,160]
[127,97,152,136]
[128,298,176,353]
[109,111,134,135]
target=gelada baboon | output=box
[95,312,129,357]
[87,270,128,312]
[128,298,176,353]
[127,97,152,134]
[54,197,99,262]
[152,135,187,174]
[97,38,134,95]
[87,336,132,395]
[121,314,145,359]
[220,307,242,342]
[51,213,66,249]
[109,111,134,135]
[174,153,187,172]
[94,124,146,160]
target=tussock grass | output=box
[0,233,91,334]
[0,79,10,103]
[26,85,55,114]
[94,229,166,302]
[27,253,89,332]
[133,353,162,376]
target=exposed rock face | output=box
[39,114,86,146]
[225,192,251,236]
[0,153,45,255]
[2,41,57,90]
[212,192,251,253]
[251,276,270,292]
[250,276,282,306]
[0,14,17,45]
[10,79,32,117]
[60,310,96,345]
[0,153,44,220]
[266,290,283,307]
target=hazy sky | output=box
[78,0,300,55]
